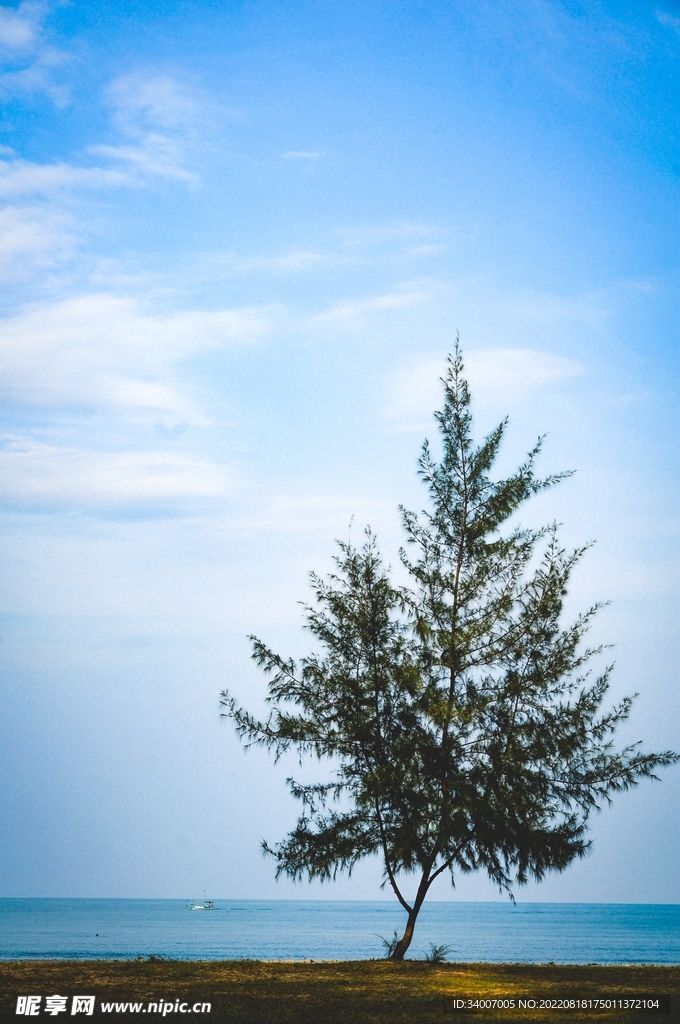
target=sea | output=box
[1,900,679,963]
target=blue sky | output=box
[1,0,680,903]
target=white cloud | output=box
[88,74,203,184]
[107,74,197,135]
[0,1,71,106]
[0,71,212,302]
[385,348,584,428]
[0,74,208,291]
[329,224,446,264]
[0,2,38,49]
[656,9,680,34]
[0,439,229,511]
[0,157,129,197]
[466,348,584,395]
[89,139,196,183]
[309,290,426,329]
[196,227,445,281]
[0,44,70,106]
[205,249,333,277]
[241,250,330,274]
[0,203,76,272]
[243,493,393,535]
[0,293,272,420]
[281,151,322,160]
[0,73,204,201]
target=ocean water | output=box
[0,900,678,963]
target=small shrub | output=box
[424,942,452,964]
[377,930,400,958]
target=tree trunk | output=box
[389,869,431,961]
[390,906,420,961]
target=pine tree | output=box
[221,345,678,960]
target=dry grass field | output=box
[0,959,678,1023]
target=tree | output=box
[221,346,678,961]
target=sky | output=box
[1,0,680,905]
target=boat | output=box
[186,898,214,910]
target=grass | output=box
[0,959,677,1022]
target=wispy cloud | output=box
[242,492,392,535]
[655,9,680,34]
[89,74,203,184]
[385,348,584,429]
[0,70,208,290]
[205,249,333,277]
[194,224,445,282]
[89,139,196,184]
[308,290,426,329]
[465,347,584,395]
[332,222,446,262]
[242,250,330,274]
[0,439,230,512]
[0,0,71,106]
[106,73,198,136]
[0,157,130,198]
[0,203,76,274]
[0,72,205,205]
[281,150,322,160]
[0,2,40,49]
[0,294,272,421]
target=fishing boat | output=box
[186,897,214,910]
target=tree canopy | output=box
[221,346,678,960]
